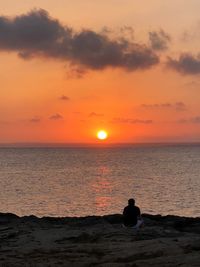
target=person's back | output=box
[123,198,142,228]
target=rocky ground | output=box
[0,213,200,266]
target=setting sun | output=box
[97,130,108,140]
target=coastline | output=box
[1,213,200,266]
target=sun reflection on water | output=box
[91,166,113,211]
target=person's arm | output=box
[123,207,127,216]
[137,207,142,219]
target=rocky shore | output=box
[1,212,200,266]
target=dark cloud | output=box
[178,116,200,124]
[0,9,66,54]
[49,113,63,120]
[141,102,187,111]
[59,95,70,101]
[167,53,200,75]
[29,116,41,123]
[149,30,171,51]
[112,118,153,124]
[89,112,104,117]
[70,30,159,71]
[0,9,159,71]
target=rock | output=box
[0,212,200,266]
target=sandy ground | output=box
[0,213,200,266]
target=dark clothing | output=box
[123,205,141,227]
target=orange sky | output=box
[1,0,200,143]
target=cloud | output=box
[181,22,200,43]
[119,26,135,40]
[29,116,41,123]
[0,120,9,125]
[65,65,87,78]
[181,31,194,43]
[141,103,171,108]
[149,30,171,51]
[167,53,200,75]
[89,112,104,117]
[191,117,200,123]
[141,102,187,111]
[175,102,187,111]
[183,80,200,88]
[49,113,63,120]
[59,95,70,101]
[0,9,159,71]
[111,118,153,124]
[178,116,200,124]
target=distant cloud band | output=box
[112,118,153,124]
[141,102,187,111]
[178,116,200,124]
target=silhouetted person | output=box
[123,198,143,229]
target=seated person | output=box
[123,198,143,229]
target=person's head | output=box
[128,198,135,206]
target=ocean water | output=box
[0,144,200,218]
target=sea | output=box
[0,144,200,218]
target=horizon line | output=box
[0,141,200,148]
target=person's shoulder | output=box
[123,205,129,215]
[135,205,140,211]
[124,205,129,210]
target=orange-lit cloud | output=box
[49,113,63,120]
[141,102,187,112]
[29,116,41,123]
[59,95,70,101]
[178,116,200,124]
[89,112,104,117]
[111,118,153,124]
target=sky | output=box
[1,0,200,143]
